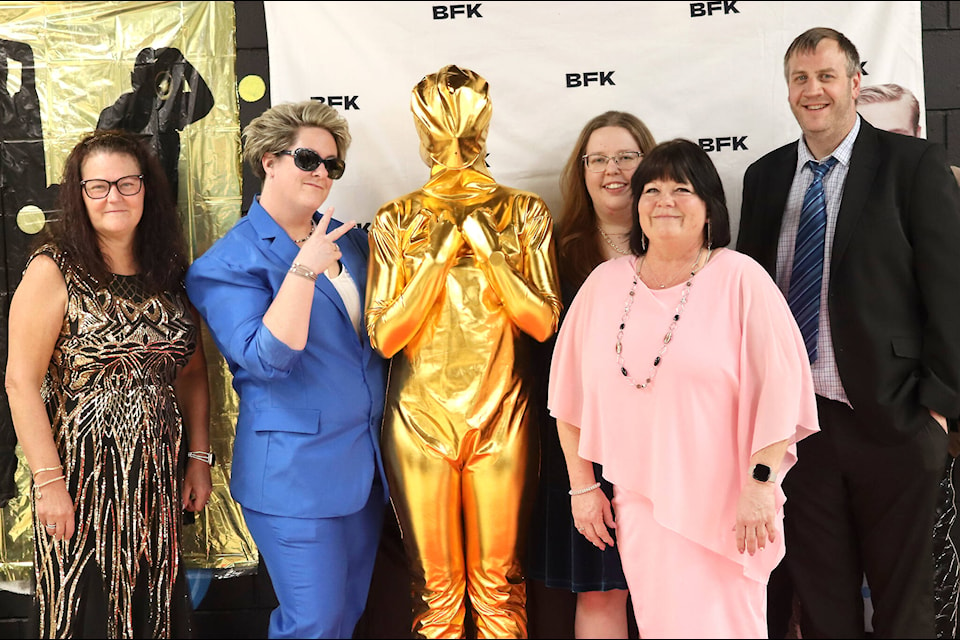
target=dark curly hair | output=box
[44,129,188,293]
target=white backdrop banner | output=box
[264,1,924,241]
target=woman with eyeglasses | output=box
[525,111,653,639]
[185,101,389,639]
[6,129,212,637]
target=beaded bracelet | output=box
[33,475,65,500]
[288,263,319,282]
[568,482,602,496]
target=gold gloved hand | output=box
[460,209,499,263]
[426,215,465,264]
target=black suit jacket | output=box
[737,119,960,442]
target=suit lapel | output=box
[312,218,355,328]
[248,200,300,270]
[766,149,798,253]
[336,227,378,363]
[250,202,356,333]
[831,123,878,272]
[752,146,798,274]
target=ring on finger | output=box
[45,523,56,529]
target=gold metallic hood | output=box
[412,64,492,176]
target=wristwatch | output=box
[187,450,216,466]
[751,463,776,483]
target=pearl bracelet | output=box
[568,482,602,496]
[289,263,318,282]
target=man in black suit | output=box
[737,27,960,638]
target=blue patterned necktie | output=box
[788,157,838,363]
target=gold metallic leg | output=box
[385,416,467,638]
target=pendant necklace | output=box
[294,218,317,245]
[597,225,631,256]
[615,247,711,389]
[640,256,693,289]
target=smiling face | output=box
[786,38,861,158]
[636,178,707,252]
[81,151,144,244]
[262,126,339,215]
[584,126,644,224]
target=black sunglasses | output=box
[277,148,346,180]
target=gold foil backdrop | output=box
[0,1,255,590]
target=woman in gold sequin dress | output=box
[5,130,212,638]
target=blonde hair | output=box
[857,83,920,133]
[242,100,351,180]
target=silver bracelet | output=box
[187,451,216,466]
[288,263,318,282]
[568,482,602,496]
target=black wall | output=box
[924,1,960,167]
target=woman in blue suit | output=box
[185,101,389,639]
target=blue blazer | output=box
[185,198,389,518]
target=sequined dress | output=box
[31,245,197,638]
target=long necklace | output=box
[293,218,317,245]
[615,247,710,389]
[597,225,631,256]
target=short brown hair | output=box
[783,27,861,81]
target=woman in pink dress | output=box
[549,139,819,638]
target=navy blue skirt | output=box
[527,409,628,593]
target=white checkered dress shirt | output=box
[775,116,861,405]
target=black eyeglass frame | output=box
[278,148,346,180]
[80,174,145,199]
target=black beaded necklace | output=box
[615,247,711,390]
[293,218,317,245]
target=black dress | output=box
[526,279,628,593]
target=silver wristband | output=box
[289,263,319,282]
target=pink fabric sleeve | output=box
[547,273,591,430]
[735,257,820,487]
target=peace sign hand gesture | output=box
[295,207,355,275]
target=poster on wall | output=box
[0,0,253,592]
[263,1,924,239]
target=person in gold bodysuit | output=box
[365,65,561,638]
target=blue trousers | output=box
[242,481,384,639]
